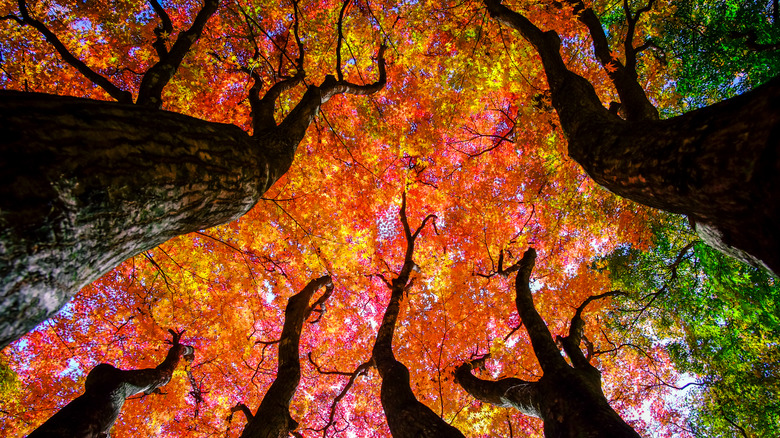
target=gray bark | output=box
[0,92,274,347]
[0,41,385,348]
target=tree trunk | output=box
[0,38,384,348]
[0,91,284,348]
[456,249,641,438]
[563,75,780,276]
[238,276,333,438]
[370,195,465,438]
[28,330,193,438]
[484,0,780,275]
[457,365,640,438]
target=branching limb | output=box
[306,280,335,323]
[29,331,194,437]
[373,193,435,370]
[238,276,333,438]
[232,403,254,421]
[269,42,385,166]
[252,71,305,132]
[307,358,372,437]
[369,195,464,437]
[454,358,541,416]
[13,0,132,103]
[558,0,658,120]
[136,0,220,107]
[395,191,437,289]
[622,0,656,73]
[557,290,625,369]
[245,0,307,132]
[319,43,387,101]
[476,249,527,278]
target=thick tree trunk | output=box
[0,91,286,348]
[457,365,639,438]
[0,42,384,348]
[563,75,780,275]
[28,330,193,438]
[456,249,640,438]
[484,0,780,275]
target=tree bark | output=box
[238,275,333,438]
[370,195,465,438]
[456,249,641,438]
[0,92,273,348]
[484,0,780,276]
[28,330,194,438]
[0,42,384,348]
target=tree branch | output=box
[512,248,567,373]
[238,276,333,438]
[231,403,254,421]
[336,0,351,82]
[454,359,541,417]
[29,331,194,437]
[558,290,625,369]
[14,0,132,103]
[136,0,220,107]
[309,359,372,437]
[559,0,658,120]
[148,0,173,58]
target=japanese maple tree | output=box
[0,0,777,437]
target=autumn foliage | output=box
[1,0,777,436]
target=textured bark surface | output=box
[370,196,465,438]
[457,249,640,438]
[28,331,193,438]
[0,38,384,348]
[454,361,541,416]
[564,77,780,275]
[0,92,281,348]
[484,0,780,276]
[238,276,333,438]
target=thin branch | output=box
[503,322,524,341]
[230,403,254,421]
[319,44,387,101]
[14,0,132,103]
[254,338,280,346]
[308,353,367,377]
[721,409,750,438]
[336,0,351,82]
[148,0,173,58]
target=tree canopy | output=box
[1,0,778,436]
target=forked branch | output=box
[149,0,174,58]
[237,276,333,438]
[557,290,625,369]
[136,0,220,107]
